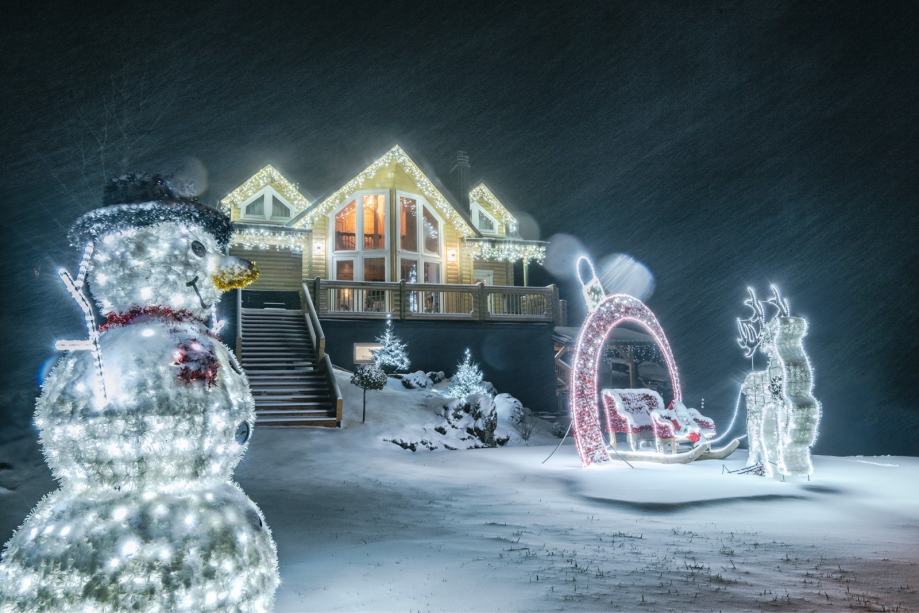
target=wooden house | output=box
[221,145,547,295]
[218,145,559,427]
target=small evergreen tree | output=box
[372,315,410,373]
[446,348,487,399]
[351,364,388,423]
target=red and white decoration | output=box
[570,293,683,465]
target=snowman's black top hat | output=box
[68,173,232,248]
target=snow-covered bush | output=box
[401,370,432,390]
[494,393,534,442]
[351,364,388,423]
[426,370,445,383]
[385,394,510,452]
[372,316,410,373]
[446,348,487,399]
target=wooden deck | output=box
[305,278,562,323]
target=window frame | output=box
[471,202,500,236]
[328,190,390,281]
[240,186,293,222]
[396,191,444,282]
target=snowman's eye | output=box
[191,241,206,257]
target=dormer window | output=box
[476,209,496,233]
[245,195,265,217]
[241,189,292,222]
[471,203,499,235]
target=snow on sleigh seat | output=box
[669,400,717,440]
[600,389,674,451]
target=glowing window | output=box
[400,196,418,252]
[335,200,357,251]
[363,194,385,250]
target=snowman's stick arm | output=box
[57,267,108,402]
[74,242,94,290]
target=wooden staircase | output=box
[240,304,341,427]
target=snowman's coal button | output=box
[234,421,251,444]
[246,507,263,530]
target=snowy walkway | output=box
[2,381,918,611]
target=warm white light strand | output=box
[220,164,310,215]
[296,145,476,236]
[468,183,518,226]
[464,238,547,264]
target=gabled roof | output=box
[295,145,476,237]
[468,182,518,227]
[220,164,311,217]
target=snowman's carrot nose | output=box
[212,256,260,291]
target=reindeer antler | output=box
[736,287,766,359]
[765,284,790,318]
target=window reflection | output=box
[400,196,418,252]
[335,200,357,251]
[423,207,439,254]
[363,194,385,250]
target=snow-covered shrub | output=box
[494,393,535,442]
[385,394,510,452]
[401,370,431,390]
[446,348,487,399]
[351,364,388,423]
[426,370,445,383]
[372,316,410,373]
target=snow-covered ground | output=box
[2,373,918,612]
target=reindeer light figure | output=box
[737,285,821,478]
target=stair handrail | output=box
[320,353,344,427]
[301,281,326,361]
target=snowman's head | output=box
[70,174,259,319]
[86,222,258,317]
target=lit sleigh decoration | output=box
[737,285,821,478]
[570,256,741,466]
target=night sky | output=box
[1,2,917,455]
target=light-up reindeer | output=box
[737,285,821,478]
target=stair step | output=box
[243,352,313,357]
[243,364,315,369]
[242,356,313,361]
[256,410,334,420]
[254,401,333,410]
[256,416,338,427]
[246,372,326,378]
[250,384,329,391]
[242,347,313,353]
[253,392,331,401]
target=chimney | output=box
[450,150,471,209]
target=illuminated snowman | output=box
[0,175,278,612]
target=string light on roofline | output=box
[468,184,518,226]
[219,165,310,215]
[295,146,476,237]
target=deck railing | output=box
[308,278,559,323]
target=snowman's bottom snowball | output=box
[0,482,278,612]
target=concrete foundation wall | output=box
[320,318,557,416]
